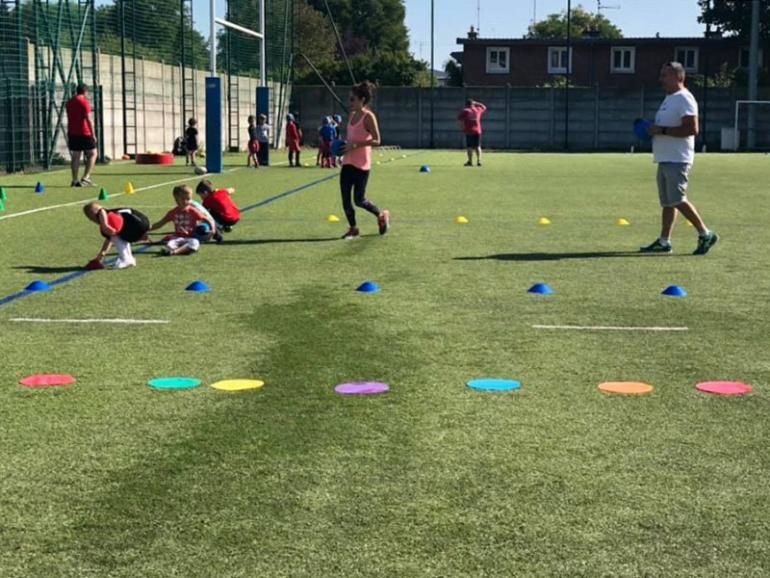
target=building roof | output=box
[456,36,743,47]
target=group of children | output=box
[283,112,343,169]
[86,80,389,266]
[84,179,242,268]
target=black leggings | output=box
[289,150,300,166]
[340,164,379,227]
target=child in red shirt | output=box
[195,180,240,234]
[150,185,216,256]
[83,202,150,268]
[286,113,302,167]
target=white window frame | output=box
[675,46,699,72]
[610,46,636,74]
[740,47,764,69]
[547,46,572,74]
[486,47,510,74]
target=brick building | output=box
[454,28,765,88]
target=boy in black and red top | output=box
[66,84,97,187]
[196,180,241,234]
[83,202,150,269]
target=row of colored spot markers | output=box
[15,374,752,397]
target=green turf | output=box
[2,151,770,577]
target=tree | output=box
[527,4,623,39]
[698,0,770,39]
[444,58,463,87]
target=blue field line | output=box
[0,172,341,310]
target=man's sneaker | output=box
[378,210,390,235]
[342,227,360,240]
[464,161,473,167]
[477,161,482,167]
[693,232,719,256]
[640,239,672,253]
[113,257,136,269]
[80,176,95,186]
[71,180,82,188]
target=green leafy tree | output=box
[444,58,463,87]
[527,4,623,39]
[697,0,770,39]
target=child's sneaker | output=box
[113,257,136,269]
[161,246,173,256]
[213,231,224,243]
[80,176,95,186]
[342,227,360,240]
[378,210,390,235]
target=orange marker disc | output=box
[598,381,654,395]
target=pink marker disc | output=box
[19,374,76,388]
[696,381,753,396]
[334,382,389,395]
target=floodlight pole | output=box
[564,0,571,150]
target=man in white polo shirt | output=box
[640,62,718,256]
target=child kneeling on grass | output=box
[83,202,150,269]
[150,185,217,256]
[196,180,241,235]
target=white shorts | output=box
[166,237,200,252]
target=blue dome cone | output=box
[662,285,687,297]
[419,165,430,173]
[186,280,210,292]
[25,280,51,292]
[356,281,381,293]
[35,182,44,194]
[528,283,554,295]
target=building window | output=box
[486,47,510,74]
[547,47,572,74]
[740,47,764,68]
[610,47,635,73]
[675,47,699,72]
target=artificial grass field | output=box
[1,151,770,577]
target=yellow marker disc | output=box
[210,379,265,392]
[598,381,654,396]
[538,217,551,225]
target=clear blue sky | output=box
[184,0,705,65]
[404,0,706,65]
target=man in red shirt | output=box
[457,99,487,167]
[65,84,97,187]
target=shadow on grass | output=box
[215,237,341,246]
[13,264,85,273]
[454,251,665,262]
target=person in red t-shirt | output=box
[285,113,302,167]
[83,202,150,269]
[196,180,241,236]
[66,84,97,187]
[150,185,217,256]
[457,99,487,167]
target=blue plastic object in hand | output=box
[634,118,653,142]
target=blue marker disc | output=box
[467,378,522,392]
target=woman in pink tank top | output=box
[339,81,390,240]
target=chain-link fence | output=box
[0,0,292,172]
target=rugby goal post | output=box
[732,100,770,152]
[206,0,266,173]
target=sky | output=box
[183,0,706,65]
[404,0,706,65]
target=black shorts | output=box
[186,141,199,152]
[68,135,96,151]
[115,209,150,242]
[465,134,481,148]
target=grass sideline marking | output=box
[533,324,689,332]
[0,167,243,222]
[10,318,169,324]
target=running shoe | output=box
[693,231,719,256]
[342,227,360,240]
[378,210,390,235]
[639,239,672,253]
[80,176,95,187]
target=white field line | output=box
[533,324,688,332]
[10,317,169,325]
[0,166,244,222]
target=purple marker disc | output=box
[334,382,389,395]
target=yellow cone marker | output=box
[125,182,135,194]
[616,218,631,226]
[455,216,469,225]
[538,217,551,226]
[327,214,340,223]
